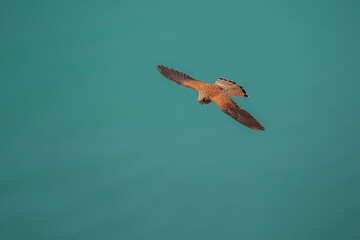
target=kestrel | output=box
[156,65,265,131]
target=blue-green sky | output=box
[1,0,360,239]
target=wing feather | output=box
[212,93,265,131]
[156,65,205,91]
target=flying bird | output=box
[156,65,265,131]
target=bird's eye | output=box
[203,98,207,101]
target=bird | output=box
[156,65,265,131]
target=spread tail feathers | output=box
[215,77,248,97]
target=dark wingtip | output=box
[254,126,265,131]
[251,123,265,131]
[156,65,169,75]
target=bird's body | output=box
[198,84,222,104]
[156,65,265,131]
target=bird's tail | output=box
[215,77,248,97]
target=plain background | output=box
[1,0,360,239]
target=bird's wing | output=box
[156,65,206,92]
[211,92,265,131]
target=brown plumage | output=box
[156,65,265,131]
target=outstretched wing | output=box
[212,92,265,131]
[156,65,206,92]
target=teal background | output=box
[1,0,360,239]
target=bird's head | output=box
[198,95,211,105]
